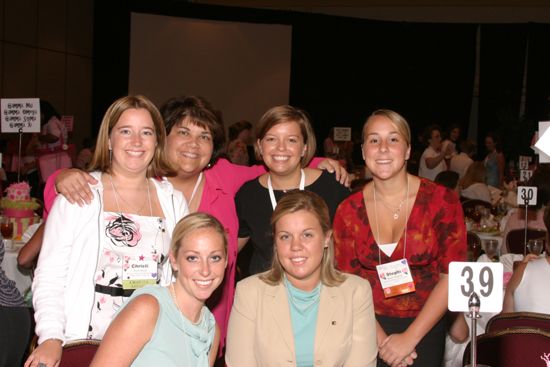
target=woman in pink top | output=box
[53,95,347,358]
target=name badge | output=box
[376,259,416,298]
[122,258,158,290]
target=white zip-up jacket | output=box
[32,171,188,344]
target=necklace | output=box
[108,174,152,216]
[373,187,406,220]
[372,175,410,263]
[267,169,305,210]
[169,282,202,325]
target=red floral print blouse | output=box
[333,178,467,318]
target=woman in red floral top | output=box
[333,109,466,367]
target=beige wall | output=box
[0,0,94,152]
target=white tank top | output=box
[514,257,550,313]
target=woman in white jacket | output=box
[25,95,187,367]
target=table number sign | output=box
[448,262,503,313]
[517,186,537,206]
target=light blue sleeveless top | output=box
[285,277,321,367]
[127,285,216,367]
[485,153,499,187]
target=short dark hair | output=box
[228,120,252,141]
[434,170,459,190]
[160,96,226,167]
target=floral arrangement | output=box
[0,182,40,210]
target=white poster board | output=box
[333,127,351,142]
[1,98,41,133]
[534,121,550,163]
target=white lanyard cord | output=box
[373,174,410,264]
[267,169,305,210]
[188,172,203,208]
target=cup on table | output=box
[527,238,544,256]
[0,216,13,239]
[483,239,500,262]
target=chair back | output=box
[462,327,550,367]
[505,228,547,255]
[486,312,550,333]
[59,339,101,367]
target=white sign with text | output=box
[448,262,503,313]
[517,186,537,206]
[1,98,41,133]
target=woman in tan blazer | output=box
[226,191,377,367]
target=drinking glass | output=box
[483,239,500,262]
[527,239,544,256]
[0,217,14,240]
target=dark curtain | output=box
[290,16,476,154]
[525,23,550,125]
[478,24,528,159]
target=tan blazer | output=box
[226,273,377,367]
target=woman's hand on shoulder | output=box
[316,158,350,187]
[55,168,97,206]
[24,338,62,367]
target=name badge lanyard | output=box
[267,169,305,210]
[373,175,410,263]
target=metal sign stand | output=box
[467,292,481,367]
[523,198,530,256]
[16,127,23,182]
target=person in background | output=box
[459,162,492,203]
[0,239,32,367]
[333,109,466,367]
[75,138,95,170]
[418,125,452,181]
[502,204,550,314]
[227,120,253,166]
[52,96,348,359]
[442,124,461,158]
[39,100,67,150]
[236,105,350,275]
[226,191,377,367]
[483,132,505,188]
[434,170,459,192]
[25,95,187,367]
[449,139,475,180]
[91,213,227,367]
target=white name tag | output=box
[122,258,157,290]
[376,259,415,298]
[448,261,503,313]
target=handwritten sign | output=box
[518,155,531,170]
[333,127,351,142]
[517,186,537,206]
[1,98,41,133]
[519,170,533,182]
[448,262,503,313]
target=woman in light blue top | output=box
[91,212,227,367]
[226,191,377,367]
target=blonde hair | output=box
[260,191,345,287]
[363,109,411,147]
[88,95,176,177]
[255,105,316,166]
[170,212,228,258]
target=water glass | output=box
[484,239,500,262]
[527,239,544,256]
[0,217,14,240]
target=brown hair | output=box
[88,95,175,177]
[460,161,486,190]
[160,96,226,167]
[255,105,316,166]
[260,190,345,287]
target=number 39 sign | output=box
[448,262,503,313]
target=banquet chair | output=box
[462,327,550,367]
[59,339,101,367]
[486,312,550,333]
[505,228,547,255]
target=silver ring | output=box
[38,363,46,367]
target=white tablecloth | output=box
[1,243,32,294]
